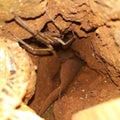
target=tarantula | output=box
[13,13,75,55]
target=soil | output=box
[0,0,120,120]
[28,50,120,120]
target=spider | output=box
[13,13,75,55]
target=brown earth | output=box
[0,0,120,120]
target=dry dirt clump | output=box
[0,0,120,120]
[0,37,44,119]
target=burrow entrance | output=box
[1,0,120,120]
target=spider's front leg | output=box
[15,36,54,55]
[52,31,75,47]
[45,11,76,47]
[13,14,55,55]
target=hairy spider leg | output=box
[14,16,53,51]
[4,28,53,55]
[45,10,76,46]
